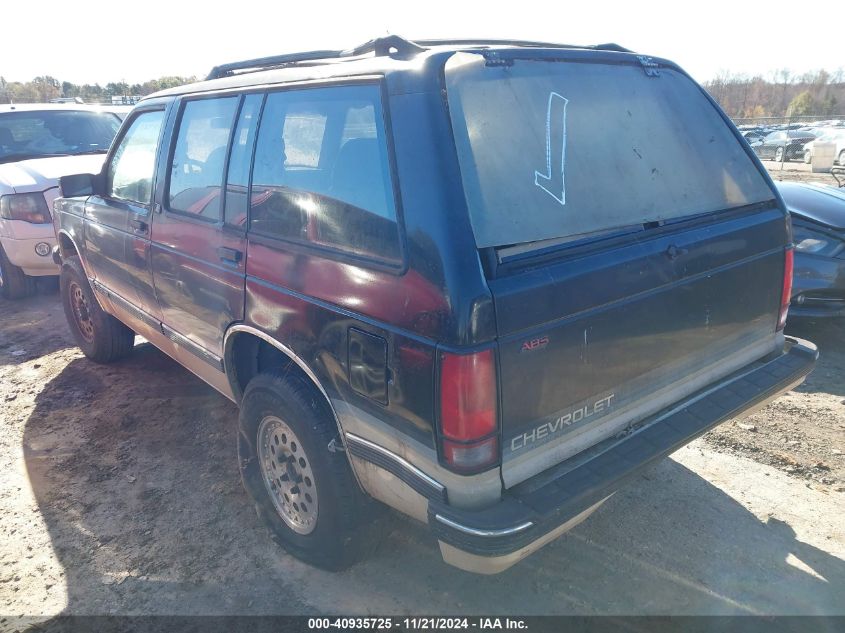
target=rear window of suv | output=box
[445,54,774,249]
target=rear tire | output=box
[0,244,36,300]
[238,372,369,570]
[60,255,135,363]
[775,147,785,163]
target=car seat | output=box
[330,138,387,215]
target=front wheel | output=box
[238,372,369,570]
[0,244,36,300]
[839,150,845,166]
[774,147,785,163]
[60,255,135,363]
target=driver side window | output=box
[107,110,165,206]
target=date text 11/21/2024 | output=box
[307,617,528,630]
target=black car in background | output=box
[777,181,845,318]
[753,130,817,162]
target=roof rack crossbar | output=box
[206,36,428,81]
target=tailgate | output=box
[443,50,785,487]
[492,207,786,487]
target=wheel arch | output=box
[223,324,348,441]
[57,230,80,258]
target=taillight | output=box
[439,349,498,473]
[777,248,793,331]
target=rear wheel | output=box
[60,255,135,363]
[774,147,785,163]
[238,372,369,570]
[803,149,812,164]
[0,244,36,300]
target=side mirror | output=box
[59,172,103,198]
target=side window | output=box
[224,94,263,227]
[250,84,401,264]
[167,97,239,221]
[107,110,165,205]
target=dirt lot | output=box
[1,168,843,623]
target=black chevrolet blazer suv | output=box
[51,36,817,574]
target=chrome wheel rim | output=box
[257,415,318,535]
[69,281,95,342]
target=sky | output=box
[0,0,838,86]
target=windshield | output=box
[0,110,121,163]
[445,54,774,248]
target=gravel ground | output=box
[0,172,843,623]
[705,318,845,490]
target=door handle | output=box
[130,217,148,233]
[218,246,243,264]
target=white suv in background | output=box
[802,129,845,166]
[0,104,122,298]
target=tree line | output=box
[3,69,843,121]
[703,69,844,120]
[0,75,197,104]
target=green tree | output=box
[105,82,129,97]
[61,81,79,98]
[786,91,817,117]
[820,94,838,116]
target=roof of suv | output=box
[148,36,637,101]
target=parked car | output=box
[741,129,768,144]
[0,104,122,298]
[802,130,845,165]
[52,36,816,574]
[752,130,817,162]
[776,181,845,318]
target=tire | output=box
[839,150,845,166]
[775,147,785,163]
[0,243,36,300]
[60,255,135,363]
[803,150,812,164]
[238,372,369,570]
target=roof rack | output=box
[205,36,632,81]
[206,35,427,81]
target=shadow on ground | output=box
[22,343,845,617]
[785,318,845,398]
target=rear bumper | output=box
[430,336,817,574]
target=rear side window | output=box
[168,97,239,221]
[445,54,774,249]
[107,110,165,205]
[249,84,401,264]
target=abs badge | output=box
[534,91,569,205]
[521,336,549,352]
